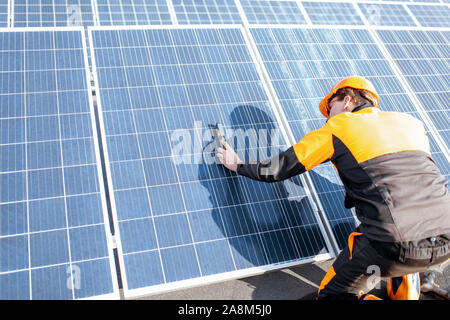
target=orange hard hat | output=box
[318,76,379,118]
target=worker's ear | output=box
[343,95,353,111]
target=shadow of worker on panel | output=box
[195,104,344,298]
[195,104,360,299]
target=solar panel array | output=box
[0,28,118,299]
[90,25,332,297]
[1,0,449,299]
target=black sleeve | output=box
[236,147,306,182]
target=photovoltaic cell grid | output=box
[96,0,172,26]
[13,0,95,27]
[89,26,332,297]
[377,29,450,180]
[12,1,98,69]
[407,4,450,28]
[301,1,364,26]
[0,29,117,299]
[172,0,242,24]
[239,0,306,25]
[1,0,449,301]
[249,26,449,249]
[358,3,417,27]
[0,0,8,27]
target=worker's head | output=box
[319,76,379,119]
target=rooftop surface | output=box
[135,258,450,300]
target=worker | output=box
[216,76,450,300]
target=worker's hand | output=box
[216,142,242,172]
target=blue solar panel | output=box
[13,0,95,27]
[0,29,118,300]
[96,0,172,25]
[240,0,307,25]
[172,0,242,24]
[89,26,334,297]
[407,4,450,27]
[249,26,449,249]
[301,1,364,26]
[376,29,450,180]
[358,3,417,27]
[0,0,8,27]
[1,0,449,302]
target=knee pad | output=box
[387,273,421,300]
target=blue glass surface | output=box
[31,265,73,300]
[196,240,235,276]
[124,251,164,289]
[0,30,116,299]
[240,0,306,25]
[172,0,242,24]
[73,258,115,299]
[0,0,7,27]
[96,0,172,26]
[2,0,450,301]
[0,271,30,299]
[407,4,450,28]
[13,0,95,27]
[302,1,364,25]
[91,27,330,295]
[377,29,450,182]
[358,3,417,27]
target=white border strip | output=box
[88,24,334,300]
[166,0,179,25]
[247,23,450,31]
